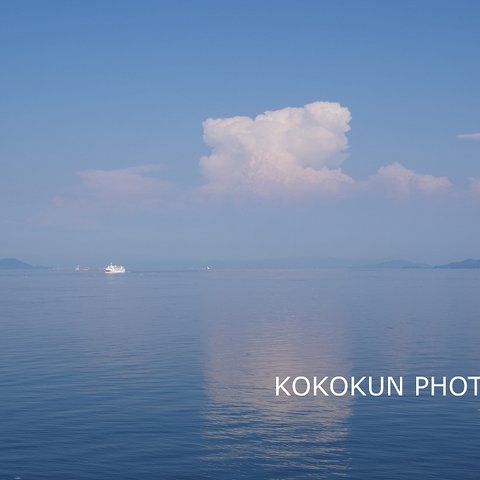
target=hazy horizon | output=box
[2,254,476,272]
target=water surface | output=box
[1,269,479,479]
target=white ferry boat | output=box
[104,263,126,274]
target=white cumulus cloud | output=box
[468,177,480,194]
[74,164,175,210]
[457,133,480,141]
[367,162,451,194]
[200,101,355,197]
[79,165,169,197]
[33,165,176,229]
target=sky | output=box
[1,0,480,268]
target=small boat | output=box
[75,265,90,272]
[104,263,126,274]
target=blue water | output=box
[1,268,479,479]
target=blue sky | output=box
[1,1,480,267]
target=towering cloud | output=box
[200,102,354,197]
[47,101,453,223]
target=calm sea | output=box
[1,268,479,479]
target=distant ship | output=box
[104,263,126,274]
[75,265,90,272]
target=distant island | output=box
[355,258,480,270]
[0,258,48,270]
[435,259,480,269]
[355,259,431,269]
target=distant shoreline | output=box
[0,258,48,270]
[3,256,480,271]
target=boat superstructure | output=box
[104,263,126,274]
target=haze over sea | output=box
[1,268,479,479]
